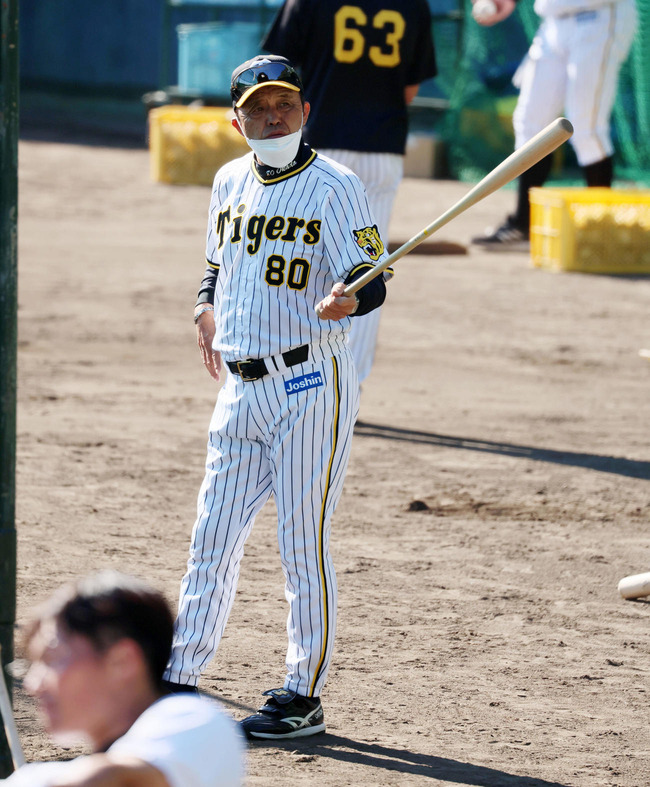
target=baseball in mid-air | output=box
[472,0,498,21]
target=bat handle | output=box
[342,117,573,299]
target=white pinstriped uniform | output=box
[513,0,637,166]
[317,150,403,384]
[165,150,386,697]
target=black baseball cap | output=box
[230,55,303,109]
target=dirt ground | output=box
[11,136,650,786]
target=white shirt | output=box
[205,151,387,363]
[0,694,245,787]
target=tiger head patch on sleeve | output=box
[353,225,384,261]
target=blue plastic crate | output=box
[177,21,266,96]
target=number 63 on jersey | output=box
[334,6,405,67]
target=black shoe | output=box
[161,679,199,695]
[240,688,326,740]
[472,216,530,251]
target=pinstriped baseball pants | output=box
[318,150,403,383]
[165,349,359,697]
[513,0,637,166]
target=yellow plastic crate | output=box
[149,105,250,186]
[530,187,650,274]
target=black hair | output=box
[25,571,174,690]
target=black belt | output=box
[226,344,309,382]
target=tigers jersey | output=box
[263,0,437,153]
[166,139,385,701]
[205,144,387,362]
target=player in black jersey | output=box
[264,0,436,384]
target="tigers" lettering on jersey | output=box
[215,205,322,255]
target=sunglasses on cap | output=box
[231,60,303,108]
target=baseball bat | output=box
[342,117,573,297]
[618,571,650,600]
[0,645,26,770]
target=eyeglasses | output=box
[231,61,303,104]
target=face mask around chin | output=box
[244,122,303,169]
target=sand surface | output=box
[11,138,650,786]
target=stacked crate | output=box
[530,187,650,274]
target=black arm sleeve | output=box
[344,264,387,317]
[196,262,219,307]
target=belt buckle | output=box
[236,360,258,382]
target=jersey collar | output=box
[251,140,316,185]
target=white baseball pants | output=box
[165,348,359,698]
[513,0,637,166]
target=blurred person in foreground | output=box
[471,0,637,251]
[1,571,244,787]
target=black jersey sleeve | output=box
[405,1,437,85]
[262,0,312,66]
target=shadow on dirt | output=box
[251,733,572,785]
[354,422,650,480]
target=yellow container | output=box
[530,187,650,274]
[149,105,250,186]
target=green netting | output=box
[441,0,650,185]
[612,0,650,180]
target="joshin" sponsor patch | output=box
[285,371,324,395]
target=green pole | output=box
[160,0,171,90]
[0,0,19,777]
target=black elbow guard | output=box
[344,265,387,316]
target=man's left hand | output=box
[315,282,358,321]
